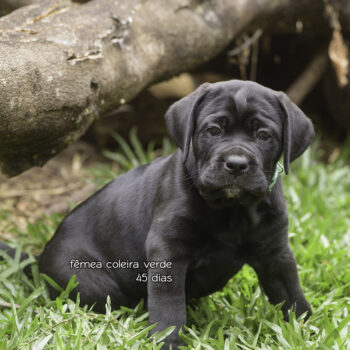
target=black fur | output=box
[1,80,314,349]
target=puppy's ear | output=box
[276,92,315,174]
[165,83,210,162]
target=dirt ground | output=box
[0,142,115,241]
[0,78,190,242]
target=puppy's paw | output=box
[283,299,312,322]
[295,300,312,321]
[163,339,184,350]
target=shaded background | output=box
[1,0,350,239]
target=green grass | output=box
[0,135,350,349]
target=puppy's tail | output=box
[0,242,37,276]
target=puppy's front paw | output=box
[163,338,184,350]
[295,300,312,320]
[283,299,312,322]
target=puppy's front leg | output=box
[251,245,311,321]
[146,229,190,350]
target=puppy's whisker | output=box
[184,173,200,181]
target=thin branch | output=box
[0,301,20,309]
[227,29,263,57]
[286,47,329,105]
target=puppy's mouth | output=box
[197,170,269,202]
[198,184,241,201]
[224,187,241,198]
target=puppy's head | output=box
[165,80,314,204]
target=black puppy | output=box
[1,80,313,349]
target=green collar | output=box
[268,162,284,191]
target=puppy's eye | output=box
[257,130,271,141]
[207,126,221,136]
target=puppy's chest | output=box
[190,240,238,270]
[191,209,264,269]
[192,231,253,269]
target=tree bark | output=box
[0,0,37,16]
[0,0,343,176]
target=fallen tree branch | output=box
[0,0,340,176]
[286,48,329,105]
[227,29,263,57]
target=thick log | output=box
[0,0,345,176]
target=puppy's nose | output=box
[224,155,248,175]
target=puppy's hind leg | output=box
[71,268,133,312]
[41,260,133,313]
[0,243,36,276]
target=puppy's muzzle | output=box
[224,154,249,176]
